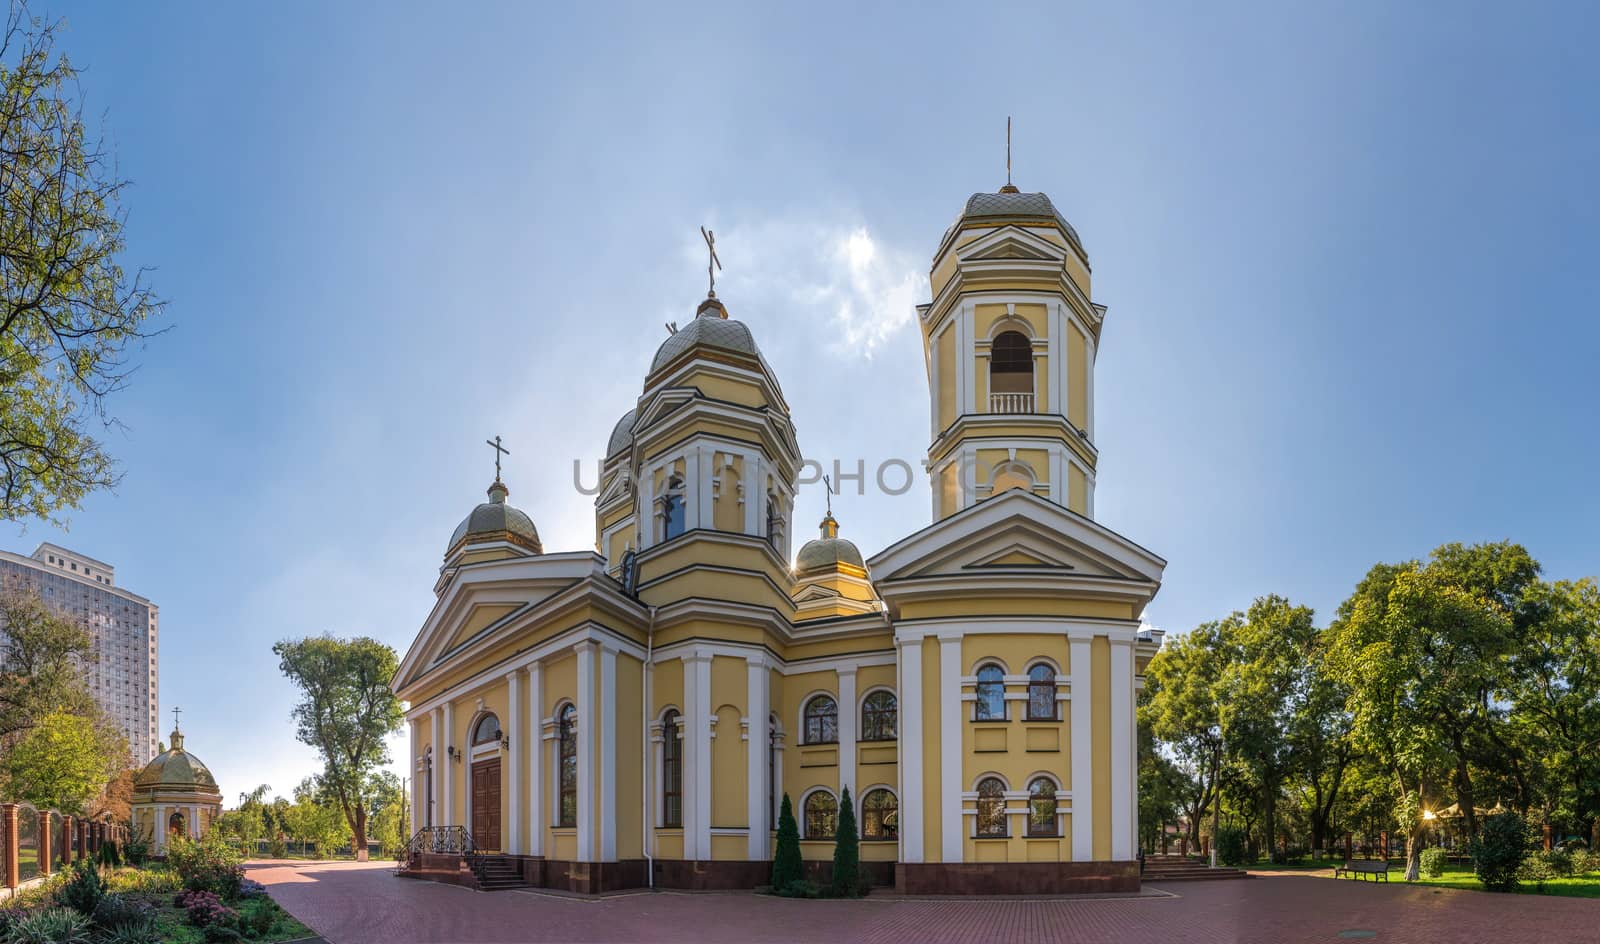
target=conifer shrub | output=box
[830,786,861,898]
[771,793,803,891]
[1472,812,1530,892]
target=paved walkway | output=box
[245,860,1600,944]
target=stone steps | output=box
[1142,857,1251,882]
[470,857,529,891]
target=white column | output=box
[600,644,619,861]
[527,661,544,856]
[1048,302,1065,414]
[430,708,443,831]
[638,466,655,549]
[155,806,166,854]
[695,445,714,530]
[506,670,522,856]
[442,701,455,829]
[576,641,596,861]
[1110,639,1134,861]
[742,453,762,535]
[191,805,199,839]
[1085,335,1096,439]
[746,656,770,860]
[837,668,857,803]
[897,638,924,863]
[1070,638,1094,862]
[685,449,702,534]
[408,719,422,835]
[938,635,962,862]
[683,650,712,860]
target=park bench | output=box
[1334,859,1390,882]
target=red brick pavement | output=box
[245,860,1599,944]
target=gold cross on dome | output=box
[486,435,510,481]
[701,226,722,297]
[172,705,182,731]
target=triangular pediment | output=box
[868,489,1165,586]
[958,225,1067,265]
[633,386,701,431]
[792,583,842,602]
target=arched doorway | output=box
[168,811,187,838]
[469,713,502,851]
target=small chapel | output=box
[393,176,1166,894]
[131,718,223,855]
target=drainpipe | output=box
[642,605,657,889]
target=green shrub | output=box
[771,794,803,890]
[1472,812,1531,892]
[1215,827,1247,867]
[53,861,104,917]
[102,867,180,896]
[1420,847,1447,878]
[100,916,161,944]
[1573,849,1600,875]
[120,834,149,868]
[267,838,287,860]
[775,879,823,899]
[167,835,245,899]
[830,785,861,898]
[6,907,92,944]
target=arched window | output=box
[990,461,1035,495]
[974,664,1005,721]
[976,777,1007,838]
[662,475,686,540]
[990,330,1035,410]
[766,494,784,549]
[557,705,577,828]
[804,790,838,839]
[471,713,502,745]
[1026,664,1057,721]
[861,691,897,741]
[661,710,682,828]
[803,694,838,744]
[861,789,898,841]
[1028,778,1058,836]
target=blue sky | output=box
[11,1,1597,803]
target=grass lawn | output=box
[1250,858,1600,899]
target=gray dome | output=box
[448,481,542,556]
[942,189,1082,252]
[649,301,761,375]
[607,408,637,457]
[133,730,220,796]
[795,513,865,575]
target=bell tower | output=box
[919,183,1104,521]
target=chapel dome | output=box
[134,729,220,794]
[940,188,1083,254]
[607,408,637,458]
[794,513,866,576]
[649,298,762,375]
[447,480,543,557]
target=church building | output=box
[392,179,1166,894]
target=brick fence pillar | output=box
[75,818,86,860]
[1543,824,1553,852]
[39,811,52,876]
[60,815,72,868]
[2,804,17,888]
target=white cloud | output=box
[701,215,924,359]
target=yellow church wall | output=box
[454,548,521,566]
[939,463,959,519]
[616,653,644,859]
[975,359,989,412]
[1069,464,1087,515]
[442,604,520,652]
[784,634,894,664]
[710,656,748,835]
[1091,636,1112,861]
[936,324,957,428]
[607,523,635,563]
[712,455,745,532]
[675,371,767,410]
[927,425,1098,475]
[920,636,942,861]
[639,539,792,590]
[643,571,791,617]
[655,832,684,859]
[598,502,634,532]
[974,303,1048,339]
[1069,324,1087,430]
[654,658,684,714]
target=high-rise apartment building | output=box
[0,543,159,764]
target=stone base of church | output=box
[649,858,896,890]
[521,857,648,894]
[894,860,1140,895]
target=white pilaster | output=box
[638,466,655,550]
[837,667,857,801]
[746,657,770,859]
[1086,335,1096,439]
[1048,302,1065,414]
[696,445,715,530]
[930,330,942,438]
[527,662,544,856]
[442,701,455,829]
[685,448,703,533]
[506,669,522,856]
[898,639,924,863]
[938,635,962,862]
[1070,638,1093,862]
[155,806,166,854]
[743,453,762,535]
[408,719,421,835]
[683,651,713,860]
[430,708,443,830]
[576,641,596,861]
[190,805,199,839]
[1110,639,1134,861]
[600,644,618,861]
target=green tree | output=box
[1137,721,1189,853]
[279,777,350,855]
[0,584,95,741]
[0,3,165,524]
[0,709,124,812]
[830,785,860,897]
[273,635,403,861]
[1325,548,1520,879]
[364,770,407,855]
[1141,624,1225,849]
[771,793,802,889]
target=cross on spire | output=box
[171,705,182,731]
[823,474,834,517]
[1001,116,1020,193]
[486,435,510,482]
[700,226,722,298]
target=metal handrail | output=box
[403,826,475,870]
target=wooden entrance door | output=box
[471,758,502,851]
